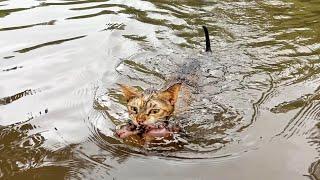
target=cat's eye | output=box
[149,109,160,115]
[130,106,138,114]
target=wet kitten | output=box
[119,83,181,126]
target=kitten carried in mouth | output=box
[116,26,211,139]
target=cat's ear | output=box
[118,84,141,102]
[158,83,181,105]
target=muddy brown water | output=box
[1,0,320,179]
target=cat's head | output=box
[119,83,181,126]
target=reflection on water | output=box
[1,0,320,179]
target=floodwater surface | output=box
[1,0,320,179]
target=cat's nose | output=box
[137,120,143,125]
[137,119,145,125]
[136,116,146,124]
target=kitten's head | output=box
[119,83,181,126]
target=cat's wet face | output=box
[127,96,173,125]
[119,84,181,126]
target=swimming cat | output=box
[116,26,211,139]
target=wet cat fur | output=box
[116,26,211,138]
[119,83,181,126]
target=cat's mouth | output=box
[115,121,180,139]
[133,115,172,126]
[132,120,169,134]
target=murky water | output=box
[1,0,320,179]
